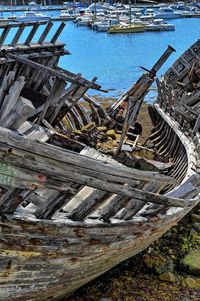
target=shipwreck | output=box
[0,22,199,301]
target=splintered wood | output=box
[0,22,198,225]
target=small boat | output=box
[16,11,51,22]
[59,9,79,21]
[0,21,199,301]
[108,23,146,34]
[155,7,182,19]
[146,19,175,31]
[76,15,94,26]
[92,19,120,32]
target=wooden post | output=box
[10,23,26,47]
[50,22,65,44]
[37,78,66,124]
[25,23,40,46]
[115,97,133,155]
[38,22,53,44]
[0,26,11,48]
[193,114,200,134]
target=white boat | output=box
[16,11,51,22]
[146,19,175,31]
[92,19,120,32]
[76,15,93,26]
[155,7,182,19]
[59,9,79,20]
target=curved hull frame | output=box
[0,103,199,301]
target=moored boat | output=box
[146,19,175,31]
[155,7,182,19]
[0,21,199,301]
[108,23,146,33]
[16,11,50,22]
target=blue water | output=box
[58,18,200,98]
[1,8,200,99]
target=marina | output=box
[0,2,199,97]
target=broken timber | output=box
[0,22,199,301]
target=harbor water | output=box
[1,8,200,100]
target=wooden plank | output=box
[100,194,129,222]
[69,190,111,221]
[50,22,65,44]
[37,78,66,124]
[5,54,101,91]
[0,154,189,209]
[38,22,53,44]
[48,84,81,124]
[10,23,26,47]
[0,127,176,185]
[115,97,133,155]
[0,188,24,214]
[0,76,25,125]
[0,26,11,47]
[193,114,200,134]
[0,71,15,107]
[119,182,163,220]
[34,191,75,219]
[24,23,40,46]
[4,97,35,130]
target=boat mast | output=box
[94,0,96,21]
[129,0,131,25]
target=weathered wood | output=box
[10,23,26,47]
[0,188,25,214]
[109,46,175,116]
[115,97,134,155]
[38,22,53,44]
[0,76,25,125]
[69,190,111,221]
[34,191,75,219]
[5,53,101,90]
[0,25,11,48]
[0,71,15,107]
[193,114,200,134]
[100,194,129,221]
[0,153,190,209]
[50,22,65,44]
[37,78,66,124]
[0,127,176,185]
[24,23,40,46]
[4,97,35,130]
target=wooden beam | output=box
[5,54,101,90]
[24,23,40,46]
[0,26,11,48]
[10,23,26,47]
[0,76,25,125]
[37,78,66,124]
[50,22,65,44]
[38,22,53,44]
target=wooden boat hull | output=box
[0,103,199,301]
[0,204,197,301]
[0,23,199,301]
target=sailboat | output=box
[108,0,146,33]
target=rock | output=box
[180,250,200,275]
[182,277,197,288]
[191,214,200,223]
[159,272,178,283]
[143,254,175,275]
[193,222,200,231]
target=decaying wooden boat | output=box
[0,22,199,301]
